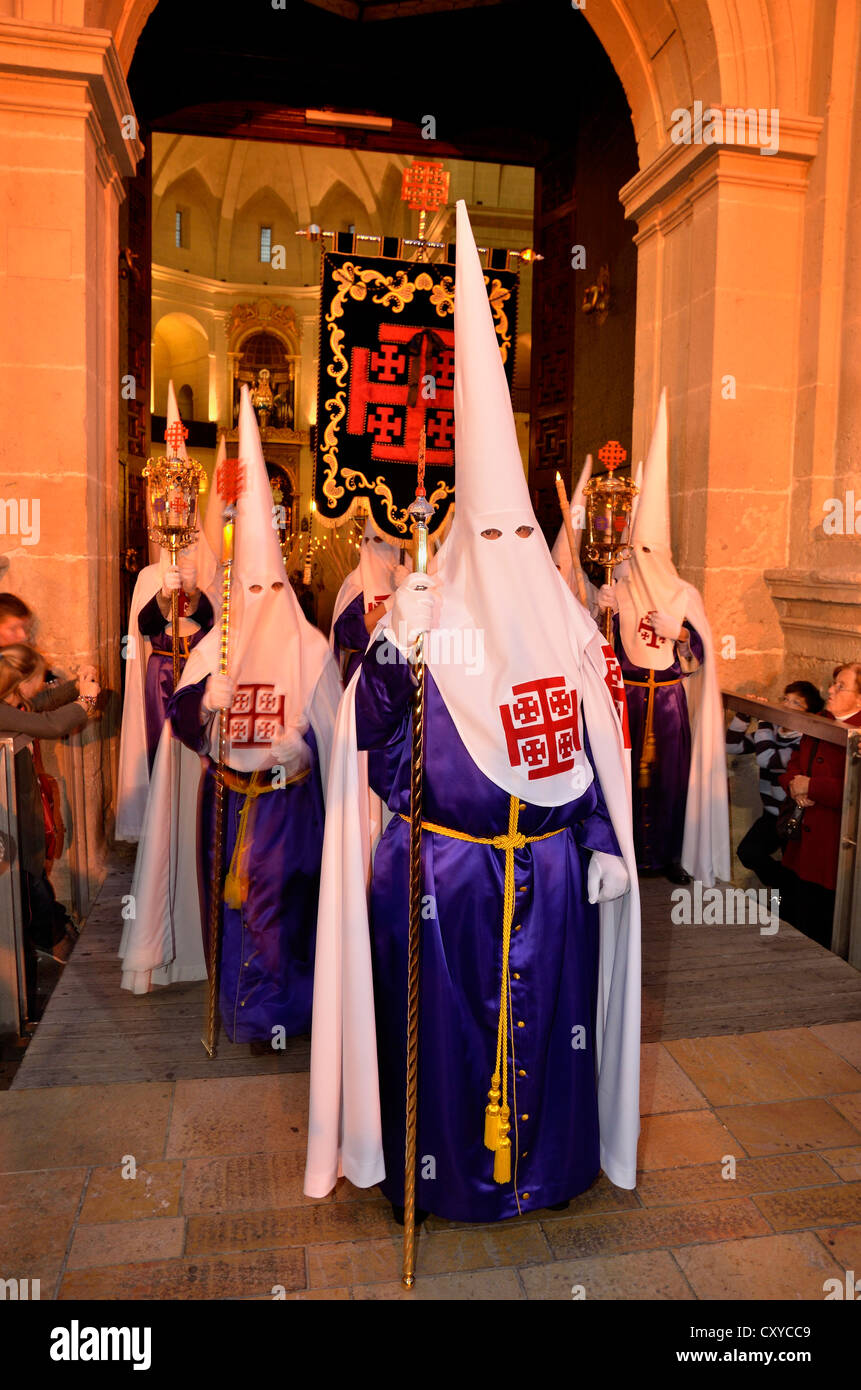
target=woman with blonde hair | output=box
[0,643,99,1013]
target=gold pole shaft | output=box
[402,512,429,1290]
[202,527,234,1057]
[603,561,614,645]
[170,538,180,690]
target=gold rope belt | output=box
[624,672,683,789]
[400,796,566,1183]
[221,764,310,910]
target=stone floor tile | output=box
[753,1182,861,1232]
[520,1249,695,1300]
[814,1224,861,1275]
[818,1146,861,1182]
[284,1287,351,1300]
[186,1200,396,1255]
[181,1152,317,1214]
[80,1161,183,1222]
[351,1268,525,1300]
[666,1029,861,1107]
[58,1247,306,1300]
[0,1168,86,1287]
[639,1043,709,1115]
[0,1083,172,1170]
[638,1110,740,1169]
[68,1218,186,1269]
[674,1232,843,1300]
[542,1198,769,1259]
[166,1075,308,1159]
[309,1222,549,1288]
[809,1022,861,1072]
[717,1099,861,1156]
[829,1092,861,1133]
[637,1152,837,1207]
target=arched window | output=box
[178,384,194,422]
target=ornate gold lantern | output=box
[143,420,208,685]
[583,439,639,642]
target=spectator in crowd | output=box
[778,663,861,946]
[0,592,31,647]
[727,681,824,889]
[0,644,100,1015]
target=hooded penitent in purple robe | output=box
[356,646,619,1219]
[304,203,641,1221]
[612,612,704,870]
[138,589,214,771]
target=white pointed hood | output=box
[329,514,411,648]
[429,203,596,805]
[181,385,332,771]
[616,389,687,670]
[551,453,591,590]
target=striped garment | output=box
[725,715,801,815]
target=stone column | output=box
[621,117,822,693]
[0,19,142,903]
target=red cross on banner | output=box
[499,676,582,781]
[346,323,455,466]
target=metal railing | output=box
[722,692,861,966]
[0,735,29,1035]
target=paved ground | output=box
[1,852,860,1300]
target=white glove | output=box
[650,610,684,641]
[270,722,311,779]
[202,673,235,712]
[178,553,198,593]
[392,563,410,589]
[162,565,181,596]
[587,851,629,904]
[597,583,619,613]
[389,573,439,650]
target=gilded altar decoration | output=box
[315,250,519,538]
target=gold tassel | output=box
[638,672,657,788]
[484,1077,501,1150]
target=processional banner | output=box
[315,248,519,540]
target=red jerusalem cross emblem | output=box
[499,676,582,781]
[345,323,455,467]
[227,684,285,749]
[637,613,666,648]
[601,644,631,749]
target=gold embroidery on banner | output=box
[319,256,514,524]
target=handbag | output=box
[775,739,816,845]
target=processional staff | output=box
[202,456,244,1059]
[583,440,638,644]
[143,421,207,688]
[402,427,434,1290]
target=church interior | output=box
[1,0,861,1325]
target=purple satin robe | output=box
[332,592,368,686]
[139,591,214,773]
[168,679,325,1043]
[356,635,621,1223]
[613,614,703,870]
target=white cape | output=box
[678,583,731,886]
[115,564,163,842]
[119,657,342,994]
[304,622,641,1197]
